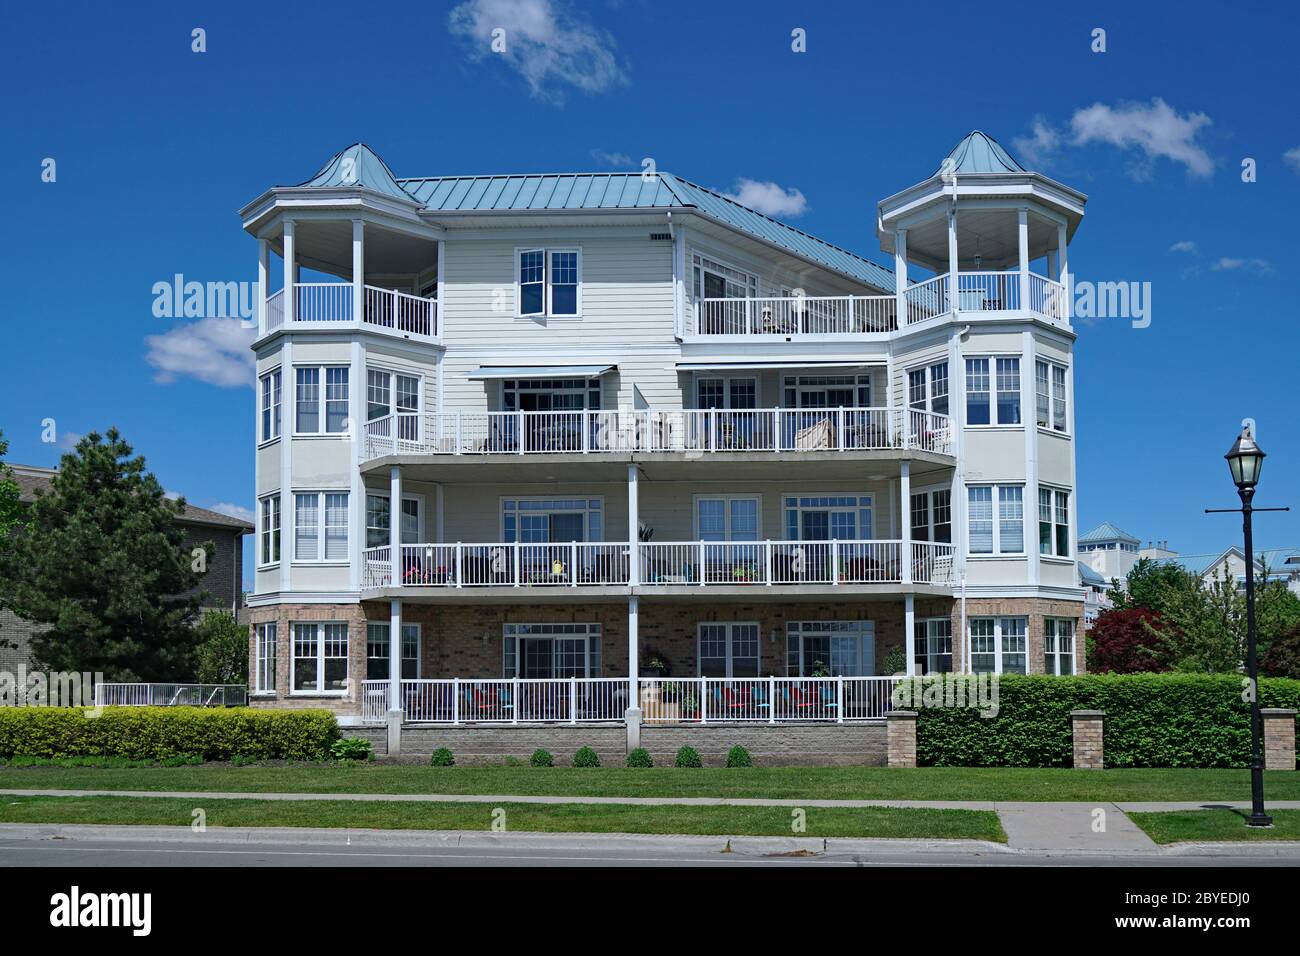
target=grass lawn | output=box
[1129,808,1300,844]
[3,762,1300,801]
[0,794,1004,841]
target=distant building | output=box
[1149,546,1300,596]
[1078,560,1109,628]
[1078,521,1141,584]
[0,465,253,673]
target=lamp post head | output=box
[1226,424,1266,492]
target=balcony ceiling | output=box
[903,208,1063,269]
[270,220,437,278]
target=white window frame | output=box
[502,622,602,678]
[1044,618,1076,675]
[910,486,952,544]
[259,368,282,444]
[294,365,350,436]
[366,493,425,549]
[258,493,281,568]
[785,620,876,677]
[967,484,1025,556]
[501,496,604,543]
[290,621,349,695]
[695,375,759,409]
[1038,486,1071,559]
[965,355,1022,426]
[697,622,761,678]
[366,367,422,443]
[907,361,950,416]
[781,373,871,409]
[366,622,421,680]
[782,493,873,541]
[694,495,761,541]
[293,491,350,563]
[515,246,582,318]
[691,252,758,303]
[1035,359,1069,433]
[913,618,953,675]
[254,622,277,693]
[969,617,1028,674]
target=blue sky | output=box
[3,0,1298,586]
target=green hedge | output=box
[0,707,340,762]
[910,674,1300,768]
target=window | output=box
[968,485,1024,555]
[907,362,949,416]
[366,622,421,680]
[786,621,875,676]
[1044,618,1076,675]
[295,366,349,434]
[367,369,421,443]
[1039,487,1071,558]
[970,617,1027,674]
[502,623,601,678]
[294,492,349,561]
[698,623,760,678]
[259,369,281,442]
[255,622,277,692]
[258,494,280,566]
[517,248,580,317]
[966,357,1021,425]
[366,495,421,548]
[910,488,952,543]
[503,498,602,543]
[699,377,759,409]
[1035,360,1068,431]
[783,495,872,540]
[783,374,871,409]
[291,622,348,693]
[913,618,953,674]
[698,497,759,540]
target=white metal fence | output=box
[93,683,248,707]
[638,676,901,722]
[363,677,629,724]
[695,295,897,335]
[260,282,437,338]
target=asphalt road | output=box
[0,833,1294,867]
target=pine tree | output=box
[0,428,212,680]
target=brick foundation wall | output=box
[955,597,1087,675]
[639,723,886,766]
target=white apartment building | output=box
[242,132,1087,752]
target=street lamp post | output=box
[1209,422,1290,827]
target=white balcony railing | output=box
[362,677,629,724]
[362,541,952,589]
[362,407,953,459]
[261,283,437,338]
[94,683,248,707]
[639,676,903,723]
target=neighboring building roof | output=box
[1149,547,1300,581]
[9,465,253,532]
[1078,521,1141,545]
[936,130,1027,175]
[1077,561,1106,587]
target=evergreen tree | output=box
[0,429,212,680]
[0,431,24,652]
[193,610,249,684]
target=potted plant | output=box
[640,647,670,679]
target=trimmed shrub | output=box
[330,737,373,761]
[625,747,653,768]
[725,745,752,768]
[906,673,1300,768]
[572,746,600,768]
[530,748,554,767]
[0,707,338,762]
[429,747,455,767]
[675,745,702,768]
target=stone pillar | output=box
[886,710,918,768]
[625,704,642,754]
[1070,709,1105,769]
[386,708,402,758]
[1262,708,1297,771]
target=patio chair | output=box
[471,687,512,719]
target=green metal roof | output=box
[1077,561,1107,586]
[298,144,413,202]
[937,130,1027,175]
[1078,521,1140,545]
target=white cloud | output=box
[1210,257,1273,275]
[590,148,633,167]
[724,178,808,218]
[1168,240,1198,254]
[1012,116,1061,167]
[1069,98,1213,178]
[208,501,255,523]
[1284,146,1300,173]
[57,430,84,452]
[448,0,629,102]
[144,317,256,388]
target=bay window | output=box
[367,369,421,443]
[255,622,277,693]
[259,368,281,442]
[907,361,949,415]
[291,622,349,693]
[294,492,349,561]
[1044,618,1076,675]
[1038,487,1071,558]
[1035,359,1068,432]
[295,366,349,434]
[966,357,1021,425]
[258,494,280,566]
[968,484,1024,555]
[970,617,1027,674]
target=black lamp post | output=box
[1221,425,1271,827]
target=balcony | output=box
[263,282,437,340]
[362,540,954,590]
[361,407,953,460]
[689,270,1066,336]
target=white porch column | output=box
[626,596,642,750]
[389,465,403,588]
[387,598,403,754]
[899,460,912,585]
[904,594,916,677]
[1057,223,1070,322]
[282,219,296,325]
[257,238,269,335]
[351,219,365,324]
[1017,207,1030,310]
[947,209,959,316]
[894,228,908,324]
[627,463,640,585]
